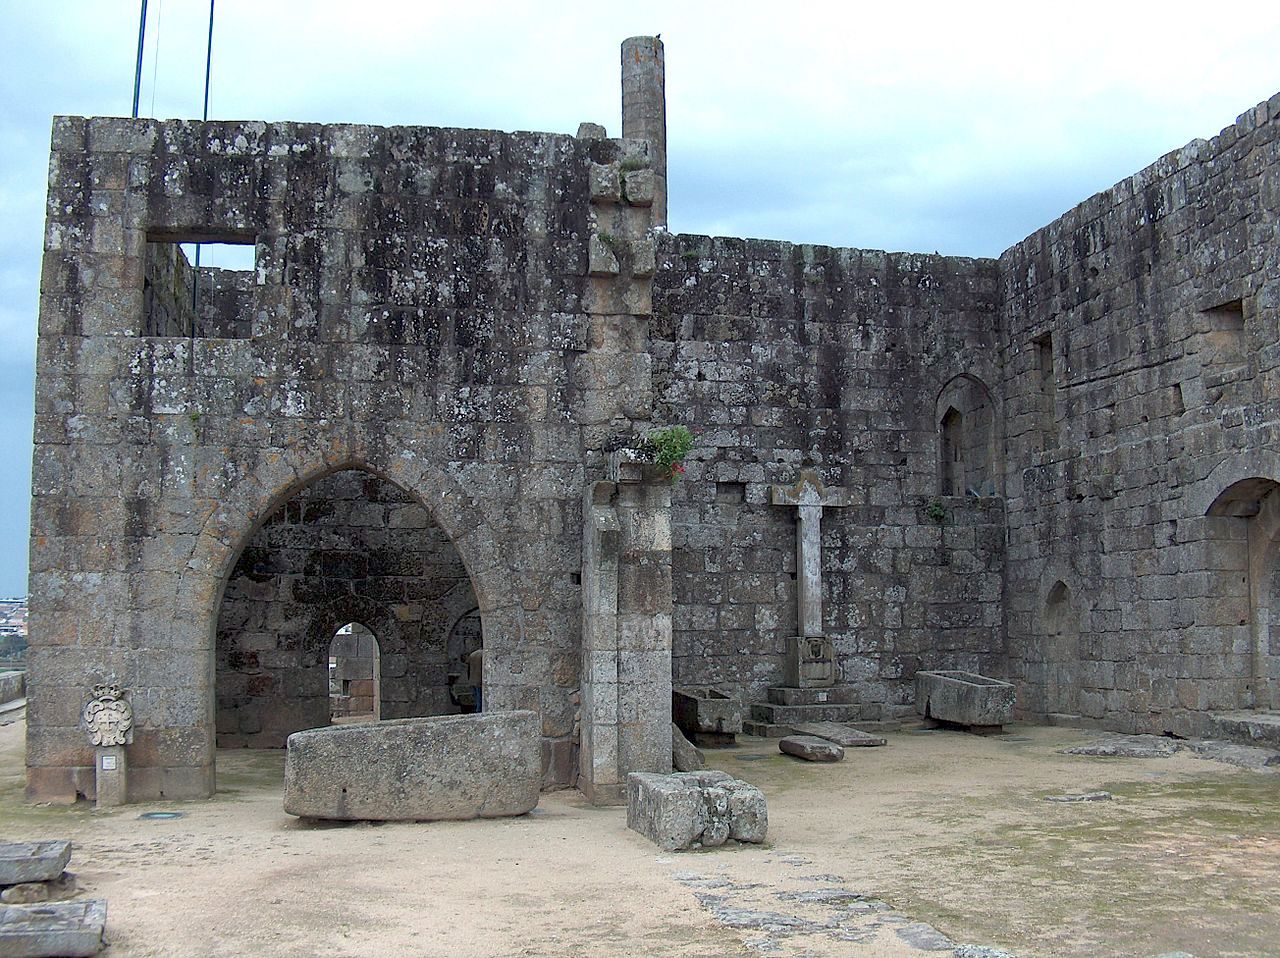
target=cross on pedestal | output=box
[770,469,849,687]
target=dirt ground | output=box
[2,715,1277,958]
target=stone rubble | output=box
[627,770,767,851]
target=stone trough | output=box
[283,710,541,821]
[915,670,1015,732]
[672,686,742,747]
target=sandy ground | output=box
[2,714,1277,958]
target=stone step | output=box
[750,702,863,725]
[1210,710,1280,749]
[741,720,793,738]
[766,686,859,706]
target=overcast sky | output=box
[1,1,1278,595]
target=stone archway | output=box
[1205,477,1280,710]
[212,467,485,759]
[328,622,381,722]
[935,374,1000,497]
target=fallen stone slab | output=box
[671,722,706,772]
[779,735,844,762]
[0,844,71,887]
[284,711,540,821]
[1062,735,1181,759]
[627,771,767,851]
[791,722,886,747]
[0,900,106,957]
[1044,791,1112,803]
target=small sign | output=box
[100,755,117,771]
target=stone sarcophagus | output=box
[915,670,1015,731]
[283,711,540,821]
[672,687,742,747]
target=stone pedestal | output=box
[93,746,127,808]
[784,635,836,688]
[771,470,849,690]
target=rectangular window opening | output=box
[1033,332,1057,450]
[143,234,259,338]
[716,481,747,503]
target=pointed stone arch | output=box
[935,374,1001,497]
[181,448,519,792]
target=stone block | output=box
[622,169,655,206]
[790,722,886,747]
[779,735,845,762]
[283,711,540,821]
[0,844,71,886]
[588,234,620,276]
[589,163,620,203]
[0,899,106,957]
[627,770,767,851]
[914,670,1015,728]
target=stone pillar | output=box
[579,475,673,805]
[770,470,850,688]
[621,36,667,227]
[94,745,128,807]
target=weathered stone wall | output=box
[652,236,1007,717]
[215,469,475,747]
[999,93,1280,735]
[27,115,615,801]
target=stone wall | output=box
[999,93,1280,735]
[27,115,616,801]
[215,469,475,747]
[652,236,1007,717]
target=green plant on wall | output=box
[926,498,946,524]
[644,426,695,483]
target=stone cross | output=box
[770,470,849,687]
[82,683,133,807]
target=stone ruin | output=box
[23,35,1280,804]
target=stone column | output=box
[621,36,667,227]
[770,470,850,688]
[579,471,673,805]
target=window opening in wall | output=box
[1200,299,1246,367]
[1033,332,1057,449]
[935,374,999,497]
[939,408,964,496]
[716,481,747,503]
[329,623,380,723]
[143,234,257,338]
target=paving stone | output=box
[790,722,886,747]
[953,947,1020,958]
[1044,791,1113,803]
[0,899,106,957]
[1186,739,1280,772]
[895,921,955,950]
[779,735,845,762]
[1062,735,1182,758]
[0,845,71,887]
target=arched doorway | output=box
[214,468,481,751]
[1041,581,1080,717]
[1206,477,1280,710]
[329,623,380,723]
